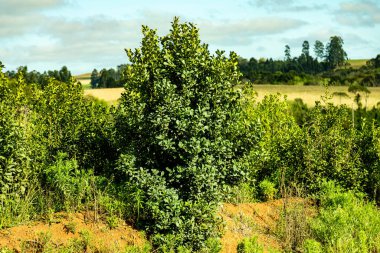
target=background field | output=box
[75,73,91,89]
[347,59,368,69]
[84,85,380,108]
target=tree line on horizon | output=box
[4,65,72,88]
[1,37,380,89]
[238,36,380,86]
[90,64,128,88]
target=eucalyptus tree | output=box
[314,40,324,61]
[325,36,347,69]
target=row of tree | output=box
[90,65,127,88]
[89,36,377,88]
[4,65,72,88]
[238,36,350,84]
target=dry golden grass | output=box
[74,73,91,79]
[74,73,91,89]
[84,88,124,105]
[347,59,368,69]
[85,85,380,108]
[253,85,380,108]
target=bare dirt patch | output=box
[0,198,315,252]
[0,212,146,252]
[220,197,313,253]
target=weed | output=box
[303,239,323,253]
[276,200,311,252]
[124,243,152,253]
[259,180,277,201]
[106,215,119,229]
[309,181,380,252]
[0,248,13,253]
[64,221,77,234]
[225,183,255,204]
[231,212,255,237]
[237,235,263,253]
[21,231,52,252]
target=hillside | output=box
[0,198,310,252]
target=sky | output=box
[0,0,379,74]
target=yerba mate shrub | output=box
[116,18,250,251]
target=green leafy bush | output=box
[0,69,34,198]
[309,181,380,252]
[244,94,304,187]
[301,104,365,192]
[303,239,322,253]
[258,179,277,201]
[237,236,263,253]
[35,78,117,174]
[44,153,93,211]
[116,18,250,250]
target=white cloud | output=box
[335,0,380,27]
[0,14,43,37]
[248,0,328,12]
[1,1,379,73]
[0,0,67,38]
[0,0,66,14]
[199,18,306,46]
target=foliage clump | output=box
[307,181,380,252]
[116,17,250,250]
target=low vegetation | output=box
[1,18,380,252]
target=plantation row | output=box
[1,19,380,252]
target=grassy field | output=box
[85,87,124,104]
[253,85,380,108]
[84,85,380,108]
[74,73,91,89]
[347,59,368,69]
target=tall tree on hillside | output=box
[98,69,108,88]
[325,36,347,69]
[284,45,291,61]
[116,64,128,84]
[367,54,380,68]
[59,66,72,83]
[90,69,99,88]
[299,41,313,72]
[302,40,310,56]
[107,68,117,87]
[314,40,324,61]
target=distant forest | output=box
[2,36,380,88]
[238,36,380,86]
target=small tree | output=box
[348,84,370,108]
[302,40,310,57]
[90,69,99,88]
[332,91,350,104]
[116,17,248,250]
[325,36,347,69]
[314,40,324,61]
[285,45,291,61]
